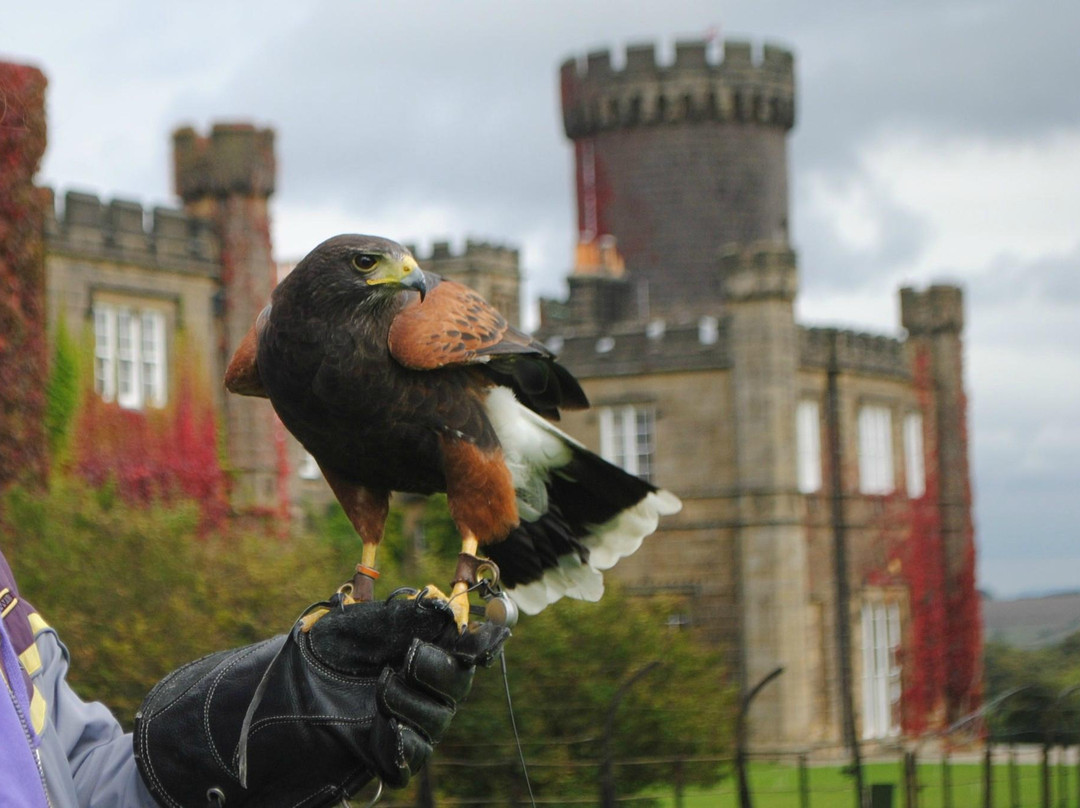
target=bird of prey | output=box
[225,235,680,629]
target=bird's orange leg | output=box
[346,542,381,603]
[436,438,519,631]
[319,470,390,604]
[446,533,480,632]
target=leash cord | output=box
[500,650,537,808]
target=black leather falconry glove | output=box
[133,595,509,808]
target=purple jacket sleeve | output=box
[32,624,159,807]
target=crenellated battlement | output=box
[44,188,220,277]
[173,123,276,203]
[561,38,795,137]
[416,238,521,277]
[541,316,730,379]
[900,285,964,335]
[800,327,909,378]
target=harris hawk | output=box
[225,234,680,629]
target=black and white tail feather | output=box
[482,387,681,615]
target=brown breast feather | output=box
[387,280,510,370]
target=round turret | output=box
[560,39,796,316]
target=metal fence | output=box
[371,744,1080,808]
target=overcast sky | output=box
[4,1,1078,599]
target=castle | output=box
[1,37,980,747]
[539,40,980,745]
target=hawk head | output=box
[293,234,430,303]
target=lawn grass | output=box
[640,758,1073,807]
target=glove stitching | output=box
[393,718,408,770]
[204,639,277,778]
[134,717,184,808]
[241,713,374,745]
[298,630,380,685]
[139,651,267,808]
[378,670,439,743]
[137,648,226,716]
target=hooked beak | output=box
[400,266,429,302]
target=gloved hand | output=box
[133,595,509,808]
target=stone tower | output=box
[173,124,282,510]
[900,286,981,720]
[559,40,795,318]
[550,39,812,743]
[720,244,811,741]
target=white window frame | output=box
[93,302,168,410]
[599,404,656,482]
[861,600,902,739]
[796,399,822,494]
[115,307,140,408]
[94,304,116,402]
[857,405,894,495]
[140,310,167,409]
[698,316,719,345]
[903,412,926,498]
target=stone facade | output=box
[38,131,525,523]
[542,40,980,747]
[20,35,979,749]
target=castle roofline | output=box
[44,188,220,278]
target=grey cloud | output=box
[968,246,1080,306]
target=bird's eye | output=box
[353,254,378,271]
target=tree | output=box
[984,637,1080,745]
[433,584,737,805]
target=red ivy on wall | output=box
[0,63,49,488]
[865,345,982,736]
[70,352,228,530]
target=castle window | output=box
[94,306,116,401]
[141,311,166,408]
[861,599,902,739]
[93,303,167,409]
[599,404,655,482]
[903,412,926,498]
[698,316,719,345]
[796,399,822,494]
[857,405,894,495]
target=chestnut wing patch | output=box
[388,280,512,370]
[225,305,270,397]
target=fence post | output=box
[600,662,659,808]
[1009,745,1020,808]
[1058,744,1067,808]
[799,754,810,808]
[673,756,685,808]
[736,666,785,808]
[1075,744,1080,808]
[942,747,952,808]
[904,749,918,808]
[416,766,436,808]
[983,743,993,808]
[1042,743,1051,808]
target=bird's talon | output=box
[449,596,471,633]
[409,585,450,603]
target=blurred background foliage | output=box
[983,636,1080,745]
[1,476,736,803]
[0,314,736,802]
